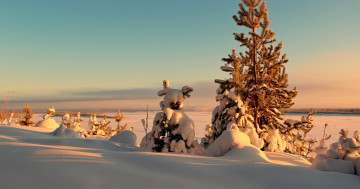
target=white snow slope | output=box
[1,124,359,189]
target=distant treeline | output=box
[289,108,360,115]
[5,108,360,117]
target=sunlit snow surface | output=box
[1,112,359,189]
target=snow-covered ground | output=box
[23,111,360,149]
[1,112,360,188]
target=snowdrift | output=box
[35,118,59,130]
[109,130,137,146]
[1,120,360,189]
[51,124,82,138]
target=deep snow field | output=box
[1,112,360,189]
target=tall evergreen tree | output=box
[211,0,297,147]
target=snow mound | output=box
[311,154,355,174]
[109,130,137,146]
[204,130,251,157]
[51,124,82,138]
[311,129,360,176]
[35,118,59,130]
[223,146,270,163]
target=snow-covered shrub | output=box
[1,113,13,126]
[311,129,360,176]
[88,114,113,136]
[140,80,203,154]
[98,115,111,136]
[113,110,128,135]
[281,110,318,157]
[43,106,55,120]
[70,112,88,138]
[61,113,71,128]
[88,114,100,134]
[314,124,332,155]
[141,107,149,144]
[35,106,59,130]
[19,104,34,126]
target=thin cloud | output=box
[2,88,159,103]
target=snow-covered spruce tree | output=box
[88,114,100,135]
[20,104,34,126]
[140,80,203,154]
[62,113,72,128]
[210,0,297,150]
[71,112,88,138]
[113,110,128,135]
[98,114,111,136]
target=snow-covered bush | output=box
[61,113,71,128]
[98,115,111,136]
[88,114,100,134]
[311,129,360,176]
[140,80,203,154]
[70,112,88,138]
[141,106,149,143]
[281,110,318,157]
[88,113,123,137]
[43,106,55,120]
[314,124,331,155]
[1,113,13,126]
[19,104,34,126]
[35,106,59,130]
[113,110,128,135]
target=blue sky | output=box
[1,0,359,110]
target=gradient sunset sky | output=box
[1,0,359,110]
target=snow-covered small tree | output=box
[0,93,10,125]
[1,113,13,126]
[71,112,88,138]
[34,106,59,129]
[88,114,100,134]
[140,80,203,154]
[0,112,4,124]
[141,106,149,145]
[282,109,318,156]
[73,112,83,128]
[20,104,34,126]
[113,110,127,135]
[98,114,111,136]
[315,123,331,154]
[62,113,72,128]
[43,106,55,120]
